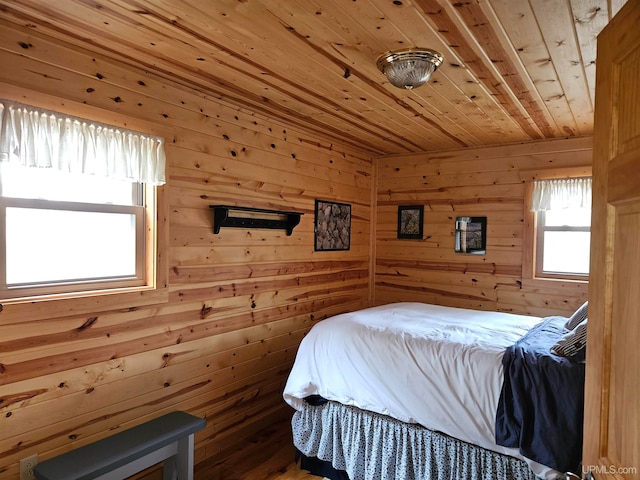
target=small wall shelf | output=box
[210,205,303,236]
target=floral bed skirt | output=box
[292,400,538,480]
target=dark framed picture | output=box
[314,200,351,251]
[455,216,487,254]
[397,205,424,239]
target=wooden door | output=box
[583,1,640,479]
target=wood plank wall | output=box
[375,137,592,318]
[0,21,372,478]
[0,15,595,479]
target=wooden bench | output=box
[34,411,206,480]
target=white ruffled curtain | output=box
[0,100,166,185]
[531,177,591,212]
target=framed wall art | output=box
[397,205,424,239]
[314,200,351,251]
[455,216,487,254]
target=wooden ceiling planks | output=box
[570,0,613,106]
[153,0,470,151]
[360,0,520,146]
[529,0,595,135]
[278,0,545,149]
[414,0,545,141]
[3,0,398,154]
[140,0,467,153]
[489,0,579,137]
[365,0,529,144]
[265,1,477,149]
[109,1,423,154]
[0,0,627,155]
[447,0,558,137]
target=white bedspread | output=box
[283,302,557,478]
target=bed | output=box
[283,302,585,480]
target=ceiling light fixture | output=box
[376,48,444,90]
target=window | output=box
[531,177,591,281]
[535,207,591,278]
[0,100,165,301]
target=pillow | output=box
[551,319,587,362]
[564,301,588,331]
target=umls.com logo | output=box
[583,464,638,475]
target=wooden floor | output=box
[194,417,321,480]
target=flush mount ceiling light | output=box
[376,48,444,90]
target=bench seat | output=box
[34,411,206,480]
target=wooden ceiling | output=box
[0,0,628,156]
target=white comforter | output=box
[283,302,557,478]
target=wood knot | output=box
[77,317,98,332]
[200,305,213,319]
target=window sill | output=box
[521,276,589,291]
[0,287,169,324]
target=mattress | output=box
[283,302,559,479]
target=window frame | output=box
[0,95,168,319]
[521,166,592,287]
[534,209,591,281]
[0,194,147,298]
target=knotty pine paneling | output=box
[0,22,372,479]
[0,0,623,155]
[0,15,596,479]
[375,137,592,318]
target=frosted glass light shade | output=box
[376,48,444,89]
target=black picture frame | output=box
[397,205,424,239]
[455,216,487,254]
[314,200,351,251]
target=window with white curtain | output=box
[530,177,591,280]
[0,99,166,300]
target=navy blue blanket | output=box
[495,316,585,474]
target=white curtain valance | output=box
[531,177,591,212]
[0,100,166,185]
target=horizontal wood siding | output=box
[375,137,592,317]
[0,22,372,478]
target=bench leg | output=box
[163,433,195,480]
[163,456,176,480]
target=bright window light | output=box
[6,207,137,285]
[536,206,591,278]
[542,231,590,275]
[1,164,146,297]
